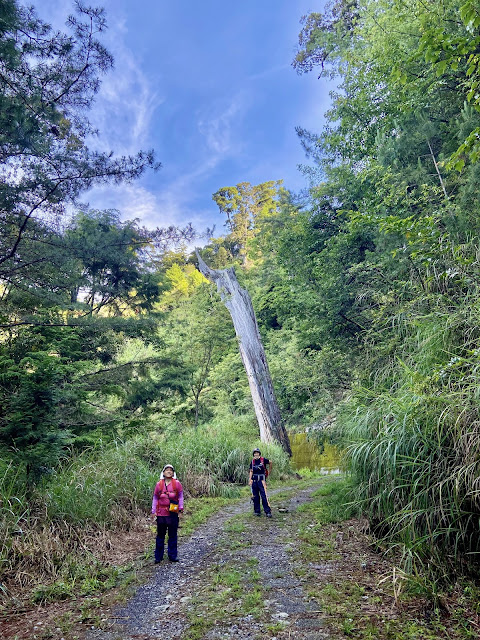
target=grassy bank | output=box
[336,308,480,579]
[0,415,290,610]
[292,477,480,640]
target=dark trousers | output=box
[252,478,271,514]
[155,514,179,561]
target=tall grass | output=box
[0,413,291,597]
[341,308,480,575]
[0,461,27,584]
[44,439,158,527]
[42,413,291,526]
[137,415,290,498]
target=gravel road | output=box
[84,482,330,640]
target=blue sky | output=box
[39,1,331,235]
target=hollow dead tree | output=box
[196,250,291,455]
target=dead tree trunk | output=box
[196,250,291,455]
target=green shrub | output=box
[0,460,27,571]
[44,440,157,526]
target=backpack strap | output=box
[159,479,171,494]
[252,458,267,480]
[261,457,269,477]
[158,478,178,498]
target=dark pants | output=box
[155,514,179,561]
[252,478,271,514]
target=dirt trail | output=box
[84,482,329,640]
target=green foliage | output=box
[211,180,283,264]
[0,302,175,480]
[138,414,290,496]
[32,563,124,603]
[290,0,480,576]
[43,439,157,525]
[0,460,26,572]
[0,414,289,597]
[298,477,359,524]
[65,209,163,312]
[342,306,480,571]
[0,352,72,481]
[33,414,287,527]
[0,2,164,481]
[157,278,236,426]
[0,0,157,283]
[265,329,348,424]
[178,496,233,538]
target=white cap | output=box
[160,464,177,479]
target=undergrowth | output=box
[341,307,480,579]
[293,476,480,640]
[0,414,289,607]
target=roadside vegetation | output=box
[292,478,480,639]
[0,418,289,611]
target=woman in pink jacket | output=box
[151,464,184,563]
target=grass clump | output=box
[291,457,480,639]
[183,558,266,640]
[179,496,234,538]
[339,308,480,578]
[298,476,359,524]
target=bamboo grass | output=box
[342,307,480,574]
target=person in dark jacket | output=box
[151,464,184,563]
[248,448,272,517]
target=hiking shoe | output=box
[254,512,261,516]
[168,557,179,562]
[266,513,272,518]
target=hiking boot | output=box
[168,557,179,562]
[254,512,261,516]
[266,513,272,518]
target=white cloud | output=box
[79,95,249,232]
[83,177,214,232]
[82,183,170,228]
[197,95,247,156]
[34,0,162,158]
[89,50,164,156]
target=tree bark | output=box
[196,250,291,455]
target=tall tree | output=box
[0,1,197,481]
[212,181,283,265]
[0,0,159,278]
[289,0,480,568]
[158,277,234,427]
